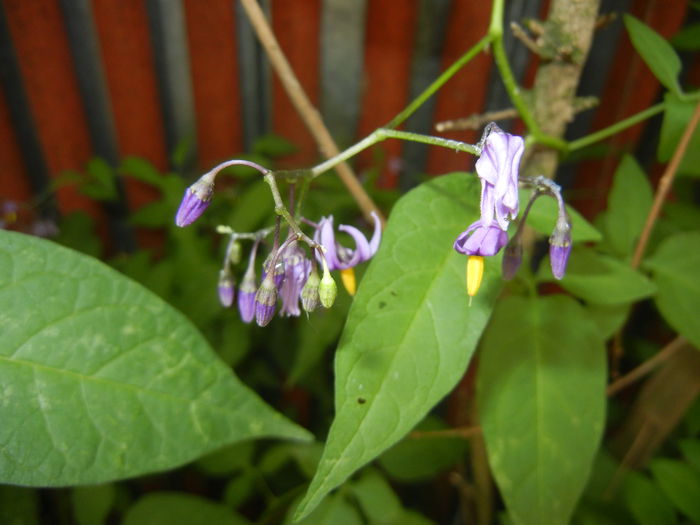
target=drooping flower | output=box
[475,128,524,231]
[314,212,381,271]
[237,241,260,323]
[454,220,509,257]
[175,174,215,227]
[278,242,311,317]
[313,211,381,295]
[255,273,278,327]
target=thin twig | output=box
[511,21,542,56]
[239,0,384,225]
[607,336,687,396]
[631,100,700,268]
[409,425,481,439]
[435,108,518,132]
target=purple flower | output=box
[475,130,524,230]
[279,242,311,317]
[454,221,509,257]
[175,174,214,227]
[549,215,572,280]
[314,211,381,271]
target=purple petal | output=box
[238,290,256,323]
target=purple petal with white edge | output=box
[337,224,371,268]
[480,179,495,227]
[453,221,508,257]
[367,211,382,255]
[317,216,342,269]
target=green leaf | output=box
[644,232,700,348]
[540,247,656,305]
[120,156,165,188]
[624,15,682,95]
[650,459,700,522]
[585,303,631,341]
[294,173,502,519]
[0,230,310,486]
[122,492,251,525]
[603,155,653,257]
[520,189,601,243]
[658,93,700,176]
[378,416,467,482]
[350,469,402,525]
[80,158,118,201]
[478,295,607,525]
[72,485,115,525]
[623,471,677,525]
[290,494,363,525]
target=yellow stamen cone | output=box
[466,256,484,301]
[340,267,357,296]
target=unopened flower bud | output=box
[549,214,572,280]
[228,240,242,265]
[263,252,285,289]
[237,267,257,323]
[501,236,523,281]
[301,266,321,312]
[217,269,235,307]
[319,265,337,309]
[175,174,215,227]
[255,274,277,326]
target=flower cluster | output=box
[175,170,381,326]
[453,124,573,298]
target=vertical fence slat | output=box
[399,0,452,190]
[572,0,689,219]
[92,0,168,222]
[320,0,367,147]
[426,0,492,175]
[184,0,243,171]
[271,0,322,169]
[0,87,32,203]
[146,0,197,172]
[355,0,418,188]
[3,0,101,218]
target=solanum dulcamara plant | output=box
[175,123,572,319]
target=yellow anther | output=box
[466,256,484,302]
[340,267,357,296]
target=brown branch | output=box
[607,336,687,396]
[409,425,481,440]
[239,0,384,225]
[435,109,518,132]
[631,100,700,268]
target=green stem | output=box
[311,128,480,178]
[386,35,493,130]
[568,103,665,151]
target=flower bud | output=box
[501,236,523,281]
[237,267,257,323]
[217,269,235,307]
[255,274,277,326]
[549,214,572,280]
[319,266,337,309]
[175,174,215,227]
[301,266,321,312]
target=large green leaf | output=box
[478,295,607,525]
[294,173,502,519]
[0,230,310,486]
[624,15,682,95]
[644,232,700,348]
[650,459,700,523]
[603,155,653,257]
[540,246,656,305]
